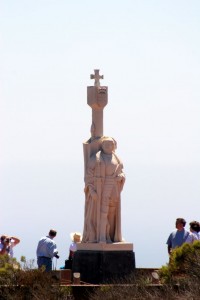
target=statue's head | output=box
[101,137,117,154]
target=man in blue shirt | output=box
[166,218,190,255]
[36,229,59,272]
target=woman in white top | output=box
[186,221,200,243]
[69,232,82,259]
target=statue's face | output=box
[102,140,114,154]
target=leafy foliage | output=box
[0,255,73,299]
[160,241,200,282]
[2,248,200,300]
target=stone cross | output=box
[90,69,104,87]
[87,69,108,138]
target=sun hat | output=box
[70,232,82,242]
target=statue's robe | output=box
[82,150,125,243]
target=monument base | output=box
[72,243,135,284]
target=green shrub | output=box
[0,255,74,299]
[159,241,200,283]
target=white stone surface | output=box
[77,242,133,251]
[82,70,129,246]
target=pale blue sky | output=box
[0,0,200,268]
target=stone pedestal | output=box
[72,243,135,284]
[52,269,72,284]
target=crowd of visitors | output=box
[166,218,200,255]
[1,220,200,272]
[0,229,82,272]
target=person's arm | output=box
[166,234,172,255]
[47,241,59,258]
[167,245,172,255]
[10,237,20,246]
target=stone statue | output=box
[82,70,125,244]
[82,136,125,243]
[74,70,134,284]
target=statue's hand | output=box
[91,191,98,201]
[116,174,125,182]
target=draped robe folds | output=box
[82,150,125,243]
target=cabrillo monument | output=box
[73,70,135,283]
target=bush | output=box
[160,241,200,283]
[2,248,200,300]
[89,272,178,300]
[91,242,200,300]
[0,255,73,299]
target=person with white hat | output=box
[69,232,82,259]
[63,232,82,269]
